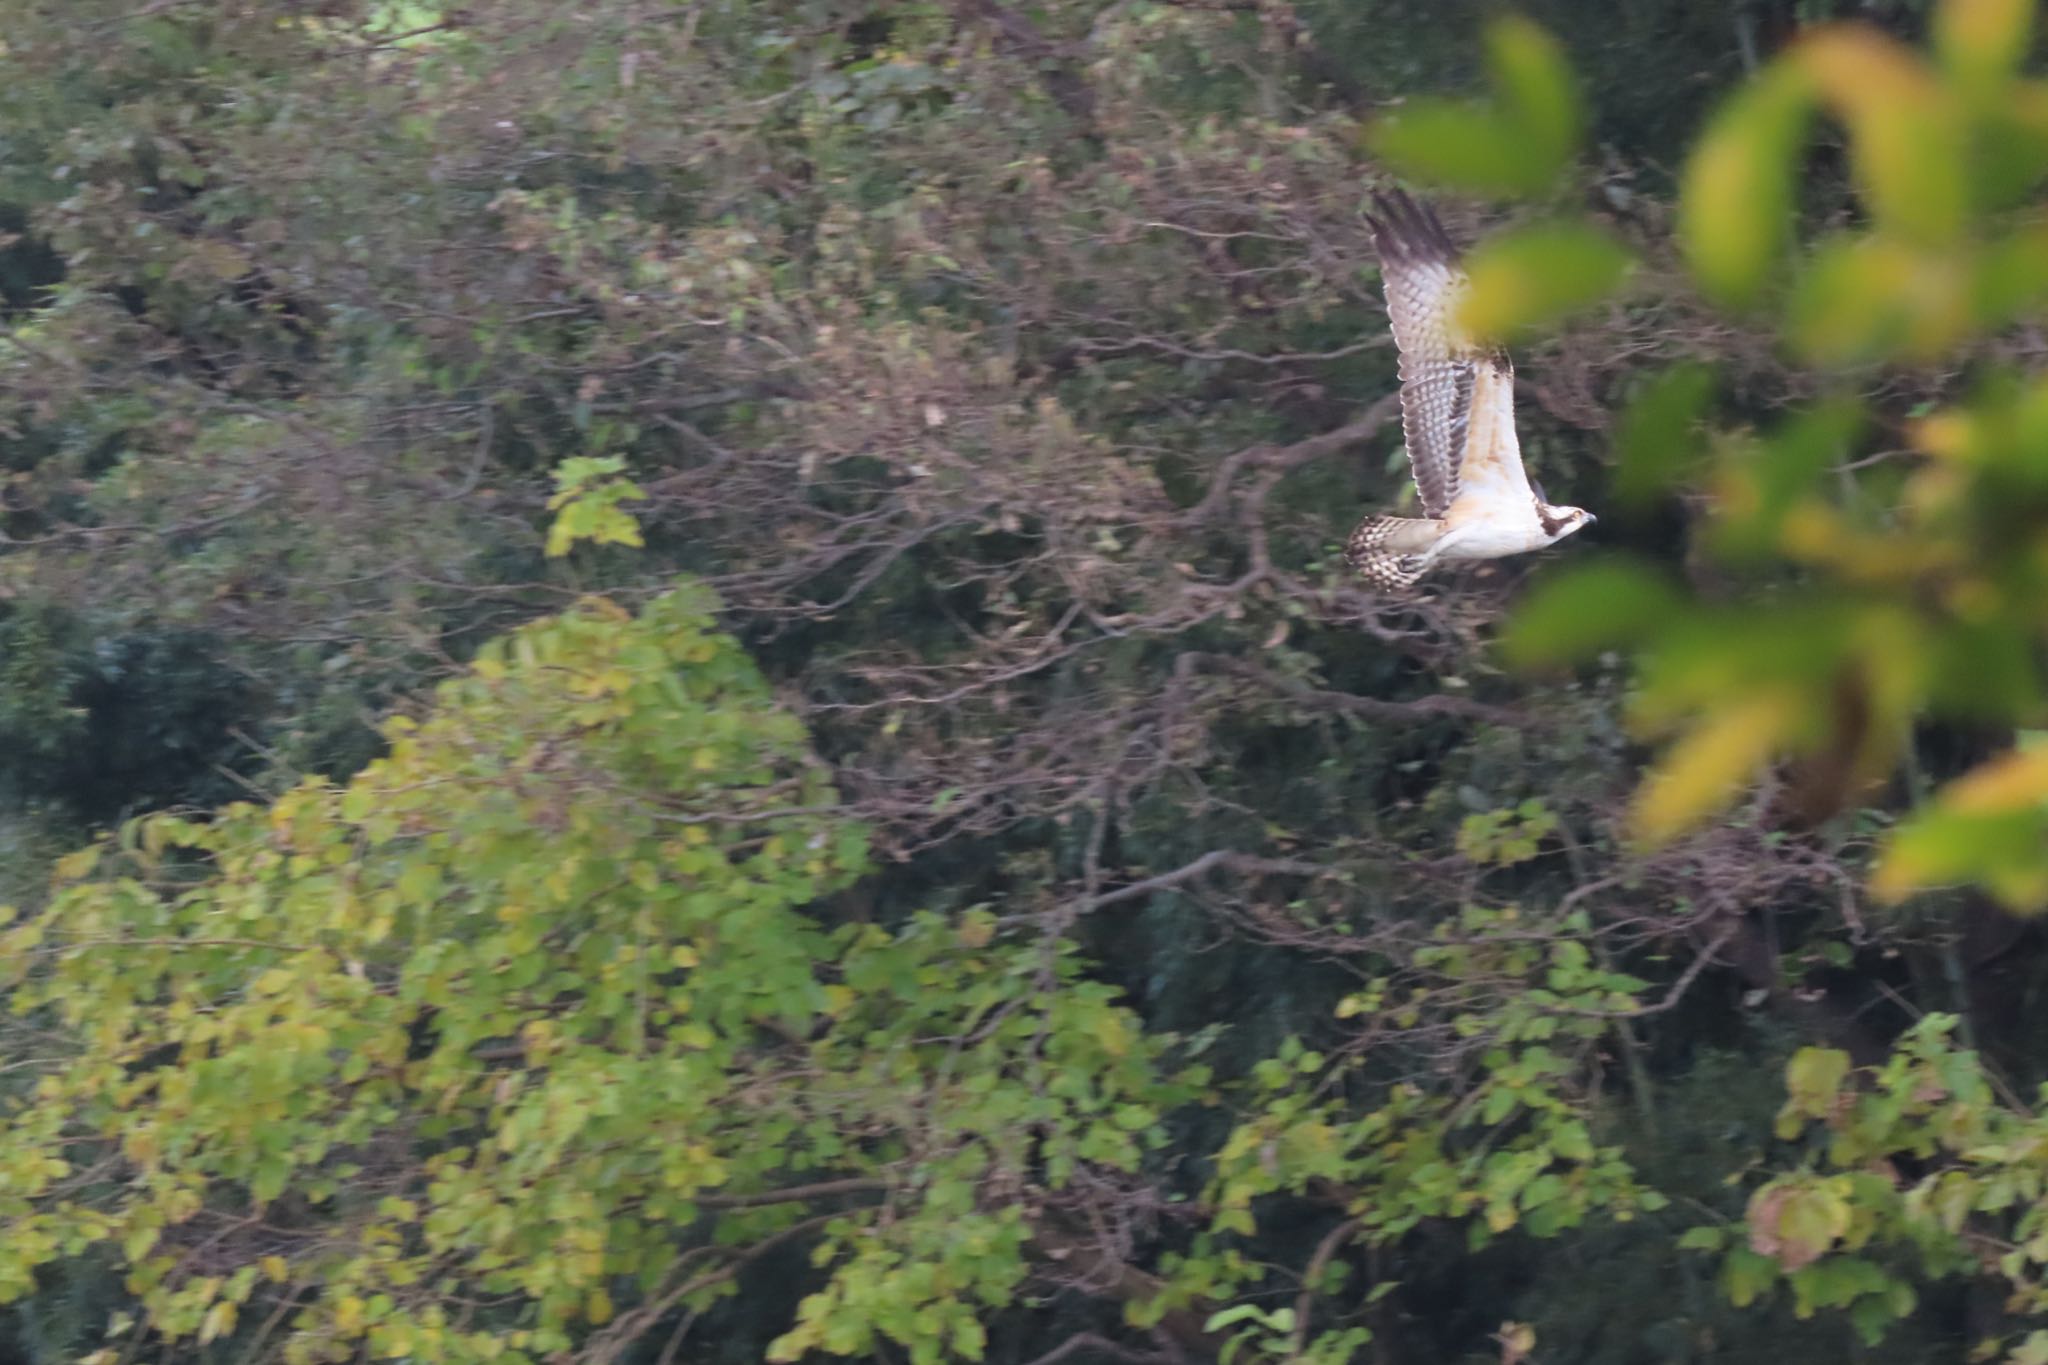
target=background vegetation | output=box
[4,0,2048,1361]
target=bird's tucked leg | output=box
[1345,515,1445,593]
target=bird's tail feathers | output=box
[1345,515,1441,594]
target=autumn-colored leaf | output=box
[1629,691,1804,847]
[1680,66,1814,307]
[1796,26,1968,246]
[1934,0,2035,93]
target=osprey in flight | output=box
[1345,190,1594,592]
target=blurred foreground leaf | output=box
[1706,398,1865,566]
[1455,221,1635,344]
[1613,363,1717,510]
[1679,67,1813,308]
[1877,747,2048,909]
[1629,691,1804,847]
[1371,106,1542,196]
[1934,0,2034,96]
[1370,16,1582,197]
[1970,221,2048,330]
[1786,235,1970,365]
[1796,26,1968,248]
[1972,85,2048,207]
[1499,559,1682,669]
[1484,16,1584,175]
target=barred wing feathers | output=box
[1365,191,1530,517]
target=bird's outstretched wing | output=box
[1365,190,1522,517]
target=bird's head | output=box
[1539,503,1596,544]
[1530,480,1595,544]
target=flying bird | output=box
[1346,190,1594,592]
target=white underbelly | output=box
[1439,506,1550,558]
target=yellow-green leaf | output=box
[1784,1046,1852,1114]
[1971,221,2048,328]
[1455,221,1634,344]
[1370,107,1537,197]
[1484,15,1583,181]
[50,846,102,886]
[1938,744,2048,813]
[1796,26,1968,246]
[1679,66,1814,307]
[1630,691,1803,846]
[1501,558,1683,670]
[1613,363,1717,510]
[1749,1182,1850,1270]
[1368,16,1581,198]
[1876,747,2048,909]
[1786,234,1971,365]
[197,1300,238,1345]
[1975,81,2048,207]
[1934,0,2034,93]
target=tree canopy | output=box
[7,1,2048,1363]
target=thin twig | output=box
[1289,1215,1364,1360]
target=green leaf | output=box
[1876,746,2048,910]
[1454,221,1635,345]
[1973,86,2048,208]
[1479,1084,1517,1126]
[545,455,648,558]
[1677,1225,1728,1252]
[1630,690,1803,847]
[1483,16,1582,176]
[1368,16,1581,197]
[1971,223,2048,331]
[1785,234,1968,366]
[1550,1119,1594,1163]
[2010,1329,2048,1365]
[1370,107,1537,197]
[1785,1047,1852,1113]
[1705,397,1866,565]
[1796,28,1968,247]
[1935,0,2035,91]
[1722,1245,1779,1308]
[1500,558,1684,669]
[1613,363,1717,511]
[1203,1304,1269,1333]
[1679,67,1814,308]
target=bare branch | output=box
[1084,849,1334,914]
[1188,653,1531,729]
[1020,1333,1180,1365]
[693,1177,892,1209]
[1290,1215,1364,1360]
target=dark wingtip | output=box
[1367,187,1460,266]
[1369,187,1418,223]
